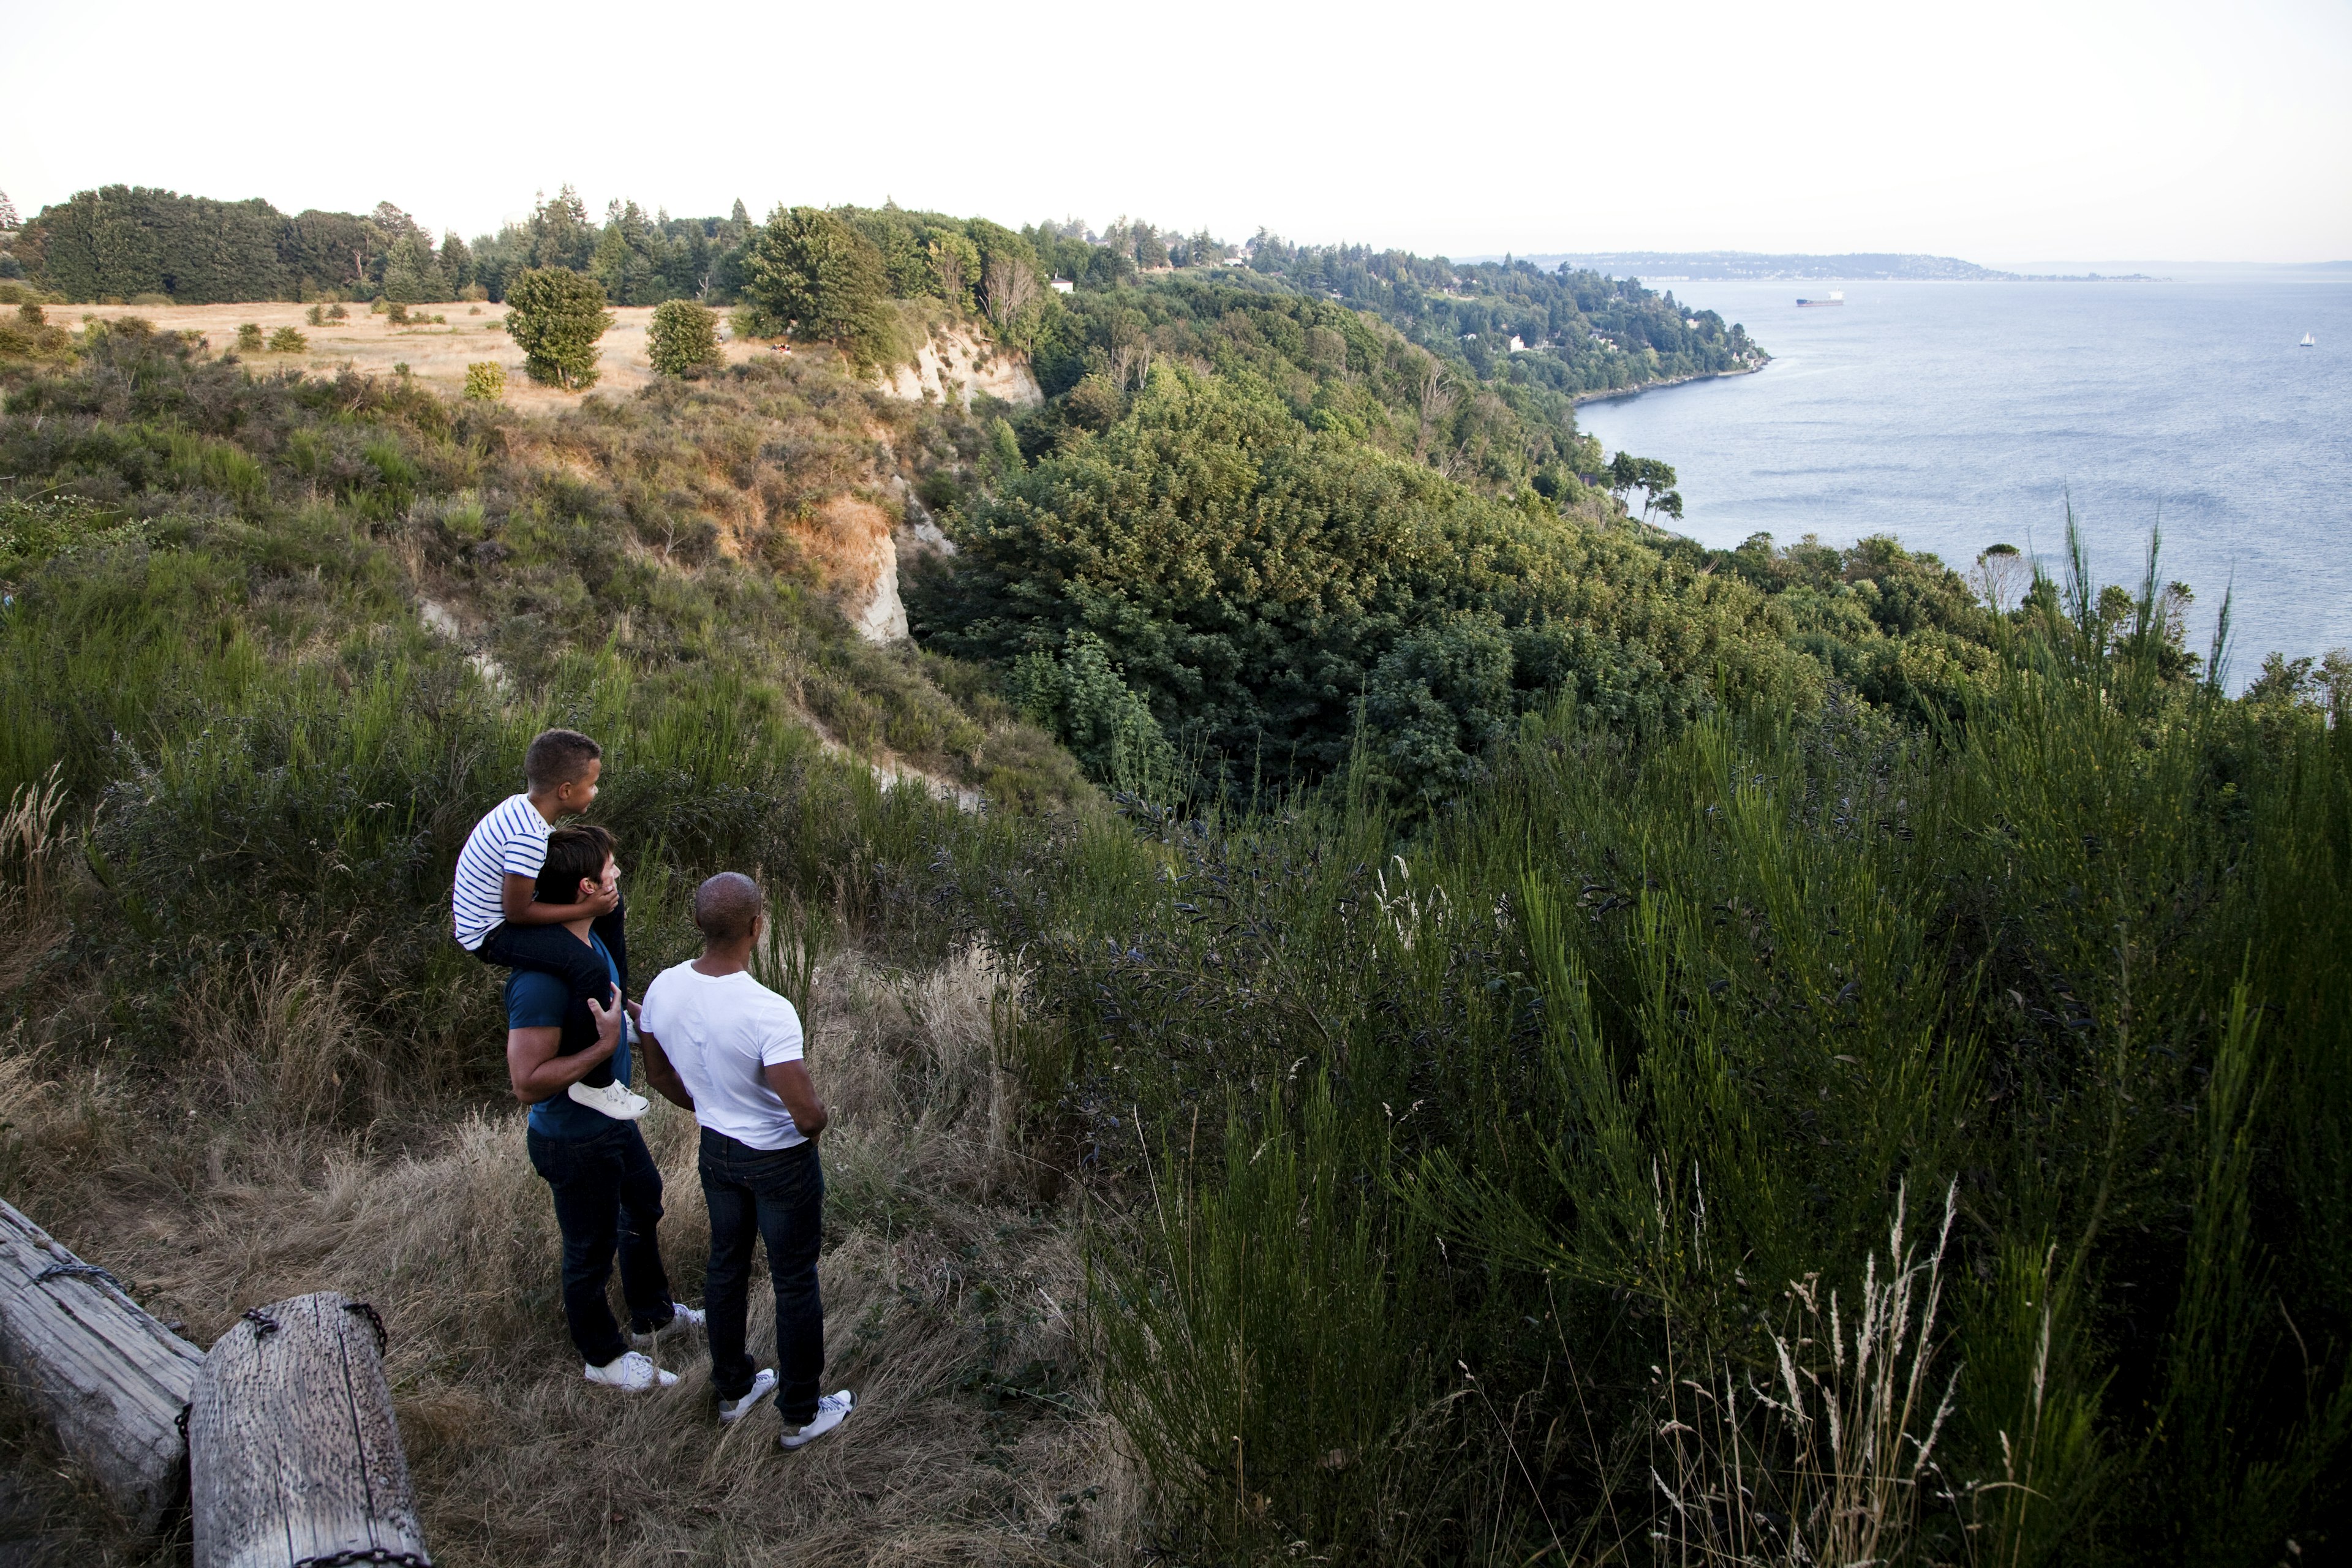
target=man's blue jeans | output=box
[699,1128,824,1424]
[526,1120,676,1367]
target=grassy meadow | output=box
[1,311,2348,1567]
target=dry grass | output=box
[1647,1182,1962,1567]
[48,303,780,413]
[0,944,1135,1566]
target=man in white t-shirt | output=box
[638,872,856,1451]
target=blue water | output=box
[1574,277,2352,685]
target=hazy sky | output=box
[6,0,2346,264]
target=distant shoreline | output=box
[1487,250,2166,284]
[1573,362,1766,407]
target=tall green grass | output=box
[992,543,2352,1562]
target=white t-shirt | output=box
[451,794,550,949]
[638,962,807,1150]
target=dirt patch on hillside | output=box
[878,323,1044,408]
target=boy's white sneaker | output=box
[718,1368,777,1424]
[584,1351,678,1392]
[630,1302,706,1348]
[568,1079,650,1120]
[780,1389,855,1449]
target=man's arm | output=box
[507,990,622,1104]
[637,1030,696,1112]
[763,1061,828,1138]
[501,871,619,927]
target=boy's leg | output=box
[477,922,617,1088]
[611,1124,675,1335]
[591,888,628,996]
[526,1126,629,1368]
[698,1131,762,1402]
[747,1141,826,1426]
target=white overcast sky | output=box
[4,0,2346,265]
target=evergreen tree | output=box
[527,186,597,271]
[381,228,448,303]
[439,232,474,293]
[503,266,614,389]
[647,299,723,376]
[740,206,897,372]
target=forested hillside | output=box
[3,180,2348,1568]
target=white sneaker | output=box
[630,1302,706,1348]
[584,1351,679,1392]
[718,1368,777,1424]
[780,1389,855,1449]
[568,1079,650,1120]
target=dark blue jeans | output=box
[526,1120,675,1367]
[477,892,629,1088]
[699,1129,824,1423]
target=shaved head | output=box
[693,872,764,945]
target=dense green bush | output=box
[235,322,265,353]
[266,326,307,353]
[502,266,614,389]
[647,298,722,377]
[462,361,505,401]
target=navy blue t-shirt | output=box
[507,931,631,1139]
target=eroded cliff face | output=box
[877,324,1043,409]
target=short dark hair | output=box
[538,824,616,905]
[693,872,763,944]
[524,729,602,793]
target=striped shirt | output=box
[452,794,550,949]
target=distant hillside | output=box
[1500,251,2019,281]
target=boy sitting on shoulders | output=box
[453,728,646,1120]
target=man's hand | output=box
[507,985,624,1105]
[502,871,620,926]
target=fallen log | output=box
[189,1290,431,1568]
[0,1196,205,1536]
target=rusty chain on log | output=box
[343,1298,389,1356]
[289,1551,433,1568]
[32,1261,129,1293]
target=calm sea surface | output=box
[1573,276,2351,685]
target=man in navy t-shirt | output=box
[505,825,702,1391]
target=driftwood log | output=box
[189,1291,430,1568]
[0,1195,205,1535]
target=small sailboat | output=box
[2301,333,2318,348]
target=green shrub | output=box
[234,322,265,353]
[305,304,325,326]
[502,266,614,390]
[462,361,506,401]
[647,299,723,377]
[266,326,307,353]
[326,303,348,322]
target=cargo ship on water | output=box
[1797,290,1845,307]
